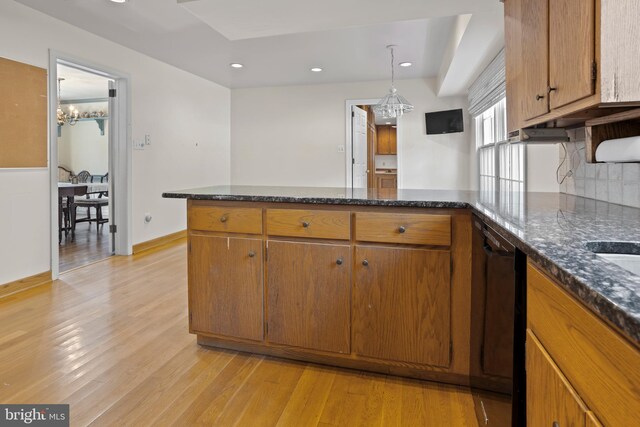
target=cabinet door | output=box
[505,0,523,133]
[521,0,549,121]
[526,330,590,427]
[267,241,350,354]
[353,246,451,367]
[549,0,595,109]
[376,126,390,154]
[388,127,397,154]
[188,235,263,341]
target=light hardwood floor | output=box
[59,221,112,273]
[0,242,480,426]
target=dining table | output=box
[57,182,109,241]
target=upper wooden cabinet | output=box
[376,125,397,154]
[520,0,549,121]
[505,0,640,133]
[548,0,596,110]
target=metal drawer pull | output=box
[248,251,256,258]
[336,258,343,265]
[398,226,406,233]
[536,94,545,101]
[362,259,369,266]
[220,216,228,223]
[302,221,310,228]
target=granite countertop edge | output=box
[163,190,640,345]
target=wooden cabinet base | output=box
[196,334,471,386]
[187,202,473,386]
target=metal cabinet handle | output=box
[398,226,406,233]
[220,216,228,223]
[536,94,545,101]
[336,258,343,265]
[362,259,369,266]
[302,221,310,228]
[248,251,256,258]
[548,86,557,93]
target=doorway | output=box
[49,53,131,278]
[56,65,112,272]
[345,99,400,196]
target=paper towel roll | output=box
[595,136,640,162]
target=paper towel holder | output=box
[585,108,640,163]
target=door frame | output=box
[344,99,403,190]
[48,50,132,279]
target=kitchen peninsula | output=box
[163,185,640,427]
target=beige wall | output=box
[231,78,472,190]
[58,120,109,176]
[0,1,231,285]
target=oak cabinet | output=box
[376,125,397,154]
[520,0,549,121]
[375,174,396,190]
[353,246,451,367]
[527,262,639,426]
[187,201,471,384]
[188,235,263,341]
[266,241,350,354]
[513,0,595,125]
[548,0,595,110]
[526,330,601,427]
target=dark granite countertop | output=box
[163,185,640,345]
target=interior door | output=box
[351,106,368,189]
[107,79,116,254]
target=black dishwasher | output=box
[470,214,526,426]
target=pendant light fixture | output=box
[373,45,414,119]
[56,78,79,127]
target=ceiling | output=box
[57,64,111,100]
[16,0,504,93]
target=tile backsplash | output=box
[559,129,640,208]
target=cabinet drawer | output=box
[189,205,262,234]
[355,212,451,246]
[266,209,350,240]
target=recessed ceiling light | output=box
[109,0,127,3]
[310,67,323,72]
[385,122,391,125]
[399,62,413,67]
[230,63,244,69]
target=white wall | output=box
[58,120,109,175]
[231,78,471,190]
[0,1,231,285]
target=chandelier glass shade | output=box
[373,45,414,119]
[57,78,79,127]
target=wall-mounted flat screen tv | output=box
[425,109,464,135]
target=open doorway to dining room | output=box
[50,53,131,277]
[56,64,112,272]
[345,99,400,197]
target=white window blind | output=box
[468,49,506,117]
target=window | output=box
[475,98,526,214]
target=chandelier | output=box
[373,45,414,119]
[57,78,79,127]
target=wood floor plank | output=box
[275,365,337,427]
[0,241,484,427]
